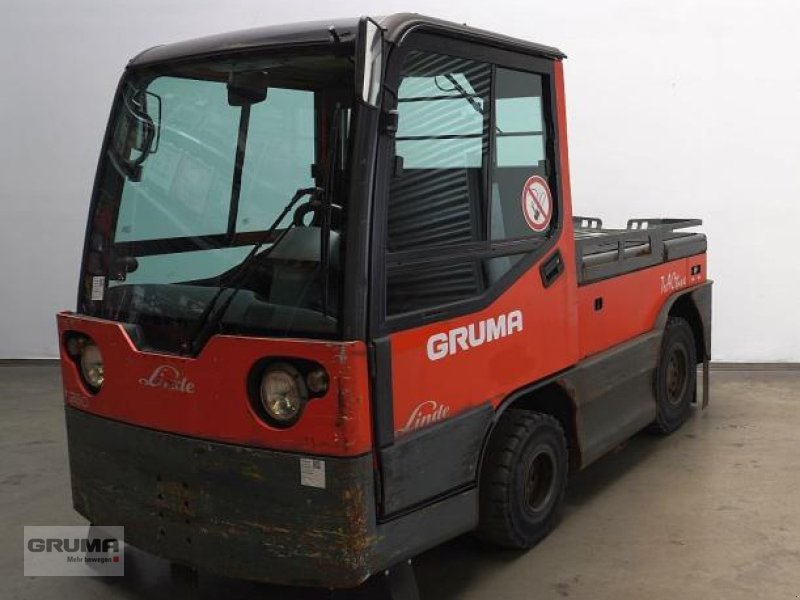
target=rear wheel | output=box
[649,317,697,434]
[476,410,568,549]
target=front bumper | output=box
[65,407,377,587]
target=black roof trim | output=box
[129,17,360,67]
[378,13,565,59]
[127,14,565,68]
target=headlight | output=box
[259,363,307,426]
[79,343,104,391]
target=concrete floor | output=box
[3,364,800,599]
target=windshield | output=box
[80,50,354,353]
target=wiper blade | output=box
[184,186,318,354]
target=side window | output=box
[386,51,490,316]
[388,51,490,252]
[383,51,556,320]
[490,68,551,242]
[387,259,483,316]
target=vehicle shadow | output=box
[413,430,667,599]
[93,430,668,600]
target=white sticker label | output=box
[90,276,105,301]
[299,458,326,489]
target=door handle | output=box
[540,250,564,288]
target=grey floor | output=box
[3,364,800,599]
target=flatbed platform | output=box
[573,217,706,284]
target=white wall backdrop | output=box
[1,0,798,360]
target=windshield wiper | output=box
[184,186,318,354]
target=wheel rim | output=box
[666,345,689,406]
[524,447,557,514]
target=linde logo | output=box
[138,365,196,393]
[426,310,524,361]
[401,400,450,433]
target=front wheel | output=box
[649,316,697,434]
[476,410,568,549]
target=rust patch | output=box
[239,462,265,481]
[335,376,362,451]
[337,483,374,572]
[241,520,291,535]
[337,345,348,366]
[155,479,198,517]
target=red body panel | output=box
[577,254,707,358]
[388,256,576,433]
[388,254,707,436]
[56,313,372,457]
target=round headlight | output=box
[79,344,104,391]
[259,364,307,425]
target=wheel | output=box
[476,410,568,549]
[649,316,697,434]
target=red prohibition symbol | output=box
[521,175,553,232]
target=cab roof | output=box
[128,13,565,67]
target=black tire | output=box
[476,410,568,549]
[648,316,697,435]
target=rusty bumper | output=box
[65,407,378,587]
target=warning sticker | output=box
[90,276,105,301]
[521,175,553,232]
[300,458,326,489]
